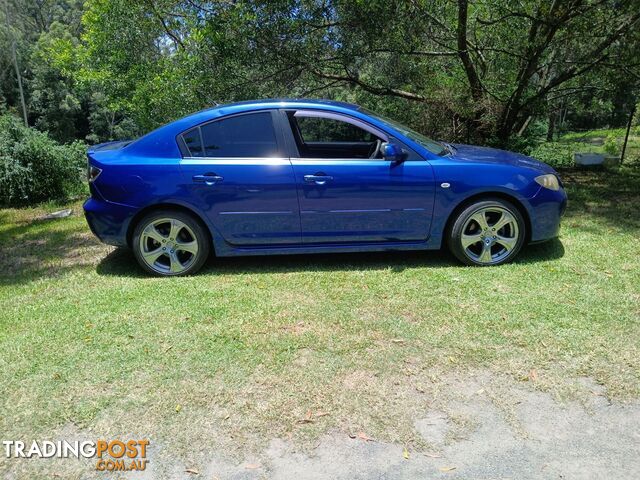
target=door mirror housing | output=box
[381,142,406,162]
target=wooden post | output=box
[620,104,636,165]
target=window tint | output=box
[199,112,279,158]
[182,128,204,157]
[296,116,377,143]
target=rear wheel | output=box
[132,210,210,276]
[448,199,525,266]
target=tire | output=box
[132,210,210,276]
[448,198,525,266]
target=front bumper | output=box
[83,197,137,247]
[528,186,568,242]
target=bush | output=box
[527,141,583,168]
[0,114,87,206]
[603,133,619,156]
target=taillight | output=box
[87,165,102,183]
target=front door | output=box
[286,110,435,244]
[179,110,301,246]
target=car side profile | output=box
[83,99,567,276]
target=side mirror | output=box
[381,142,406,162]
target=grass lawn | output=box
[1,164,639,476]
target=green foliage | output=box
[603,133,619,156]
[0,114,86,206]
[528,142,581,168]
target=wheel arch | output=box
[443,191,532,244]
[126,202,213,250]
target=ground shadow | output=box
[96,238,565,278]
[557,166,640,232]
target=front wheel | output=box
[448,199,525,266]
[132,210,210,276]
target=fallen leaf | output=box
[357,432,374,442]
[348,433,356,439]
[245,464,260,469]
[163,344,173,353]
[299,409,314,423]
[403,447,410,459]
[185,467,199,474]
[439,466,457,472]
[423,452,442,458]
[175,404,182,413]
[529,368,538,381]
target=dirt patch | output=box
[4,372,637,479]
[194,373,639,480]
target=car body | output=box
[84,99,567,275]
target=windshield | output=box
[359,108,447,155]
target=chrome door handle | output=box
[193,174,223,185]
[304,174,333,185]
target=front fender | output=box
[425,161,540,248]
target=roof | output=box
[209,98,361,111]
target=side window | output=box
[198,112,279,158]
[182,128,204,157]
[290,113,383,159]
[295,117,377,143]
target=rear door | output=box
[285,110,435,244]
[179,110,301,246]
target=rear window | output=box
[194,112,279,158]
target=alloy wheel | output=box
[460,206,520,265]
[138,217,199,275]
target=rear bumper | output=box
[83,197,137,247]
[528,186,568,242]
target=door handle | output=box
[193,173,223,185]
[304,174,333,185]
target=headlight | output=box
[534,174,560,191]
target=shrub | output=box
[527,141,582,168]
[0,114,87,206]
[603,133,619,156]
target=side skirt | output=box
[215,239,437,257]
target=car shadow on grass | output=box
[95,238,565,277]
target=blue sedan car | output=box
[84,99,567,276]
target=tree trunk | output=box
[10,40,28,127]
[546,110,556,142]
[4,2,28,127]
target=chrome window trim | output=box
[290,158,395,165]
[181,157,290,165]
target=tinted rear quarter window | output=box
[198,112,279,158]
[183,128,204,157]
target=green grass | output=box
[1,164,639,476]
